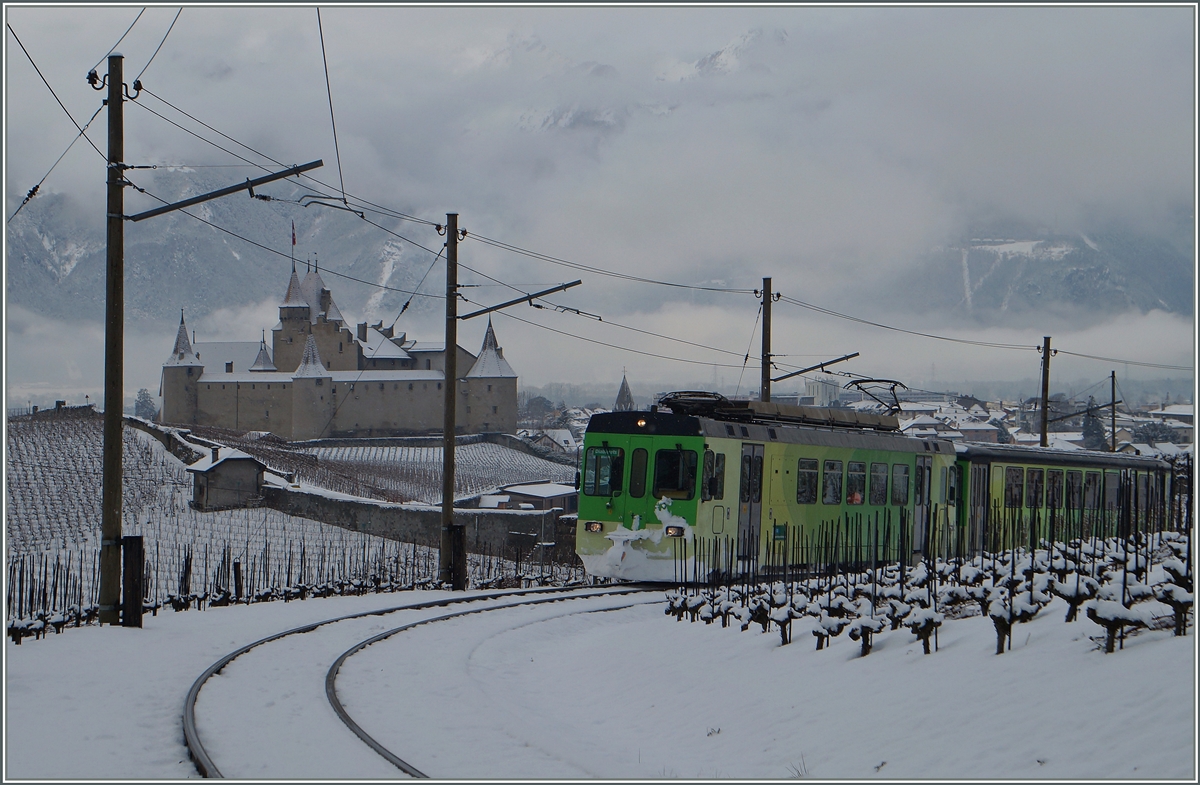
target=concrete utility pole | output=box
[1111,370,1117,452]
[93,54,323,624]
[436,213,582,589]
[439,213,460,587]
[98,54,125,626]
[760,277,772,403]
[1039,336,1052,448]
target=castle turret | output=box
[249,331,276,372]
[462,319,518,433]
[291,335,335,439]
[160,310,203,425]
[273,261,312,372]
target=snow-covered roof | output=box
[185,446,265,473]
[163,312,202,367]
[249,339,277,372]
[281,267,305,307]
[466,319,516,378]
[501,482,576,499]
[357,328,411,360]
[194,341,262,374]
[202,369,445,384]
[294,335,330,378]
[407,342,445,353]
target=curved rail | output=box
[324,587,660,778]
[183,584,651,778]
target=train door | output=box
[970,463,990,552]
[738,443,764,558]
[626,437,653,528]
[914,454,933,555]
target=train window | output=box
[1104,472,1120,510]
[1136,472,1149,509]
[946,465,958,506]
[822,460,843,505]
[653,449,698,501]
[583,447,624,496]
[846,462,866,505]
[1026,469,1044,508]
[891,465,910,506]
[1066,471,1083,510]
[1005,467,1024,508]
[629,448,648,499]
[741,454,752,503]
[869,463,889,505]
[1046,470,1063,509]
[797,459,818,504]
[1084,471,1101,510]
[751,455,763,503]
[700,450,725,501]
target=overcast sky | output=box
[4,5,1195,406]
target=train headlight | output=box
[636,418,647,428]
[665,525,685,537]
[585,521,603,533]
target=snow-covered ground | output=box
[5,586,1194,779]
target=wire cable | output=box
[492,309,749,369]
[735,303,764,396]
[8,103,105,224]
[316,8,348,206]
[1053,350,1192,372]
[90,7,145,73]
[132,7,181,84]
[123,177,444,299]
[6,24,107,160]
[778,294,1039,352]
[467,232,757,294]
[139,87,439,228]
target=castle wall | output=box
[194,375,294,438]
[327,377,445,436]
[462,377,518,434]
[160,366,200,426]
[273,314,359,373]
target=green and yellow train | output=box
[575,391,1174,582]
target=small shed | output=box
[500,481,578,514]
[187,446,266,511]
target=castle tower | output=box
[272,261,312,373]
[462,318,518,433]
[160,310,203,425]
[290,335,335,440]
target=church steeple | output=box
[614,372,635,411]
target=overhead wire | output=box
[132,7,181,84]
[315,7,348,206]
[122,176,443,300]
[6,23,107,160]
[466,232,757,294]
[89,7,145,73]
[1053,349,1192,372]
[8,103,105,224]
[735,303,764,396]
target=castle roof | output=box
[614,374,635,411]
[294,335,331,378]
[357,327,412,360]
[466,319,516,378]
[281,265,305,307]
[164,310,202,367]
[249,336,277,372]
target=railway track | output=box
[184,584,660,778]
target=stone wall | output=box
[259,484,578,559]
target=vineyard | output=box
[305,442,576,503]
[6,412,583,642]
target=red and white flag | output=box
[291,220,296,246]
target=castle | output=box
[159,263,518,440]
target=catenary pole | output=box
[99,54,125,626]
[1039,336,1052,448]
[1111,370,1117,452]
[439,213,459,587]
[761,277,772,403]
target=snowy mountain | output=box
[5,170,443,327]
[892,221,1194,325]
